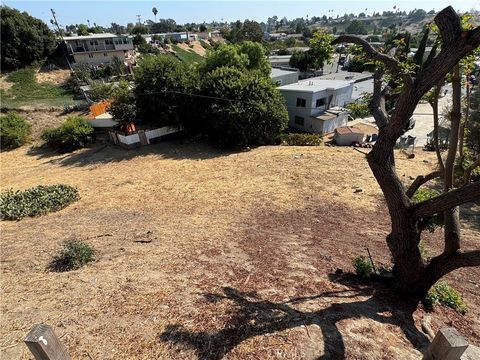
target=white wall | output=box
[73,50,128,64]
[322,113,348,134]
[335,132,364,146]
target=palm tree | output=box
[152,7,158,22]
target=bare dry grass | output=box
[1,122,479,359]
[35,69,71,85]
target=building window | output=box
[103,53,108,57]
[88,54,93,58]
[296,98,306,107]
[294,116,305,126]
[316,98,326,107]
[123,38,127,44]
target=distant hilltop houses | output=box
[63,30,222,65]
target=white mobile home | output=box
[278,78,354,134]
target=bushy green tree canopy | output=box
[227,20,263,43]
[309,30,334,70]
[1,6,56,70]
[201,67,288,147]
[201,42,271,77]
[134,56,198,127]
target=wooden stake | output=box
[24,324,71,360]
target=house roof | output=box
[335,126,363,135]
[64,33,122,41]
[270,68,299,78]
[278,78,353,93]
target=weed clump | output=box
[353,256,374,279]
[49,239,95,272]
[425,282,468,314]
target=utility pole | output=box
[50,9,90,103]
[136,14,142,24]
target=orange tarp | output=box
[88,100,112,119]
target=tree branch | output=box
[435,6,462,47]
[411,181,480,219]
[331,35,404,76]
[427,250,480,280]
[406,171,442,198]
[371,68,389,129]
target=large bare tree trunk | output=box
[333,7,480,301]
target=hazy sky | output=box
[3,0,479,28]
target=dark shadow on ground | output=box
[159,273,430,360]
[460,200,480,232]
[26,140,236,167]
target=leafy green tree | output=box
[227,20,263,43]
[309,30,334,71]
[1,6,56,70]
[110,22,126,35]
[132,34,147,46]
[200,42,271,77]
[134,56,198,128]
[151,19,176,33]
[201,67,288,147]
[289,50,315,71]
[108,81,137,124]
[77,24,89,36]
[131,24,149,35]
[345,20,368,35]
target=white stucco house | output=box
[64,33,134,65]
[278,78,354,134]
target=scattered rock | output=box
[423,159,430,164]
[354,188,363,193]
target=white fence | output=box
[109,126,181,148]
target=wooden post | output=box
[24,324,71,360]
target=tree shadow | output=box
[460,200,480,232]
[26,140,236,167]
[159,274,429,359]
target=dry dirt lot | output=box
[1,113,479,359]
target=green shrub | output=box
[0,184,79,220]
[41,116,94,152]
[0,112,31,150]
[412,188,443,232]
[49,239,95,272]
[353,256,374,279]
[346,102,371,119]
[279,133,323,146]
[425,282,468,314]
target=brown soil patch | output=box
[35,69,71,85]
[178,41,207,56]
[1,129,478,359]
[0,76,13,91]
